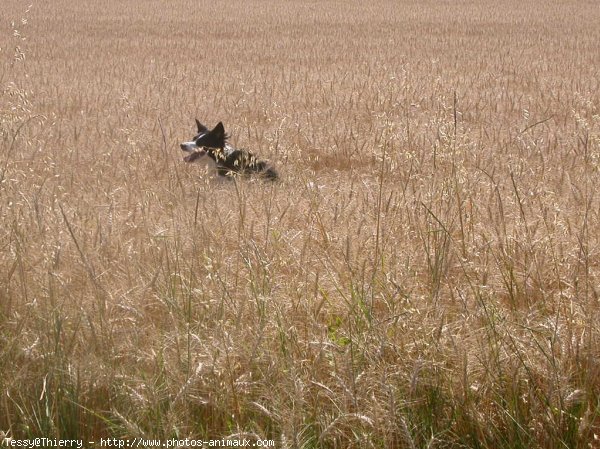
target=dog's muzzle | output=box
[183,151,207,163]
[180,142,207,162]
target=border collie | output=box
[180,120,278,180]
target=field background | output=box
[1,0,600,447]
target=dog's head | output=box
[180,120,228,162]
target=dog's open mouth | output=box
[183,149,206,163]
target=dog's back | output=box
[215,145,278,180]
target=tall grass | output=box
[1,0,599,447]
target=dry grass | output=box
[1,0,600,447]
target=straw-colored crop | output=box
[1,0,599,447]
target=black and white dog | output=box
[180,120,278,180]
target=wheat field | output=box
[1,0,600,447]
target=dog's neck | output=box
[205,142,234,160]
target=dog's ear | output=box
[196,119,208,133]
[212,122,226,140]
